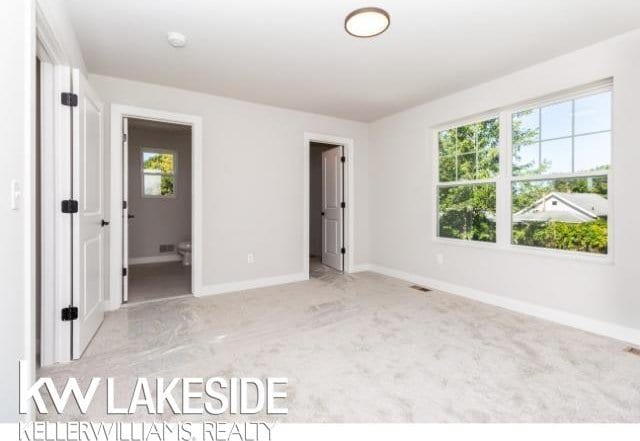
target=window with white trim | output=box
[510,90,611,254]
[142,149,177,198]
[436,118,499,242]
[436,84,612,255]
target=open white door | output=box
[122,117,129,303]
[72,70,106,359]
[321,146,344,271]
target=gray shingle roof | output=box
[514,192,608,224]
[552,192,608,217]
[513,210,591,224]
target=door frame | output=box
[303,133,355,277]
[36,4,75,366]
[109,105,203,309]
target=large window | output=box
[437,118,499,242]
[436,86,612,255]
[510,90,611,254]
[142,149,177,198]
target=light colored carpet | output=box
[38,261,640,422]
[127,261,191,304]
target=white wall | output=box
[368,29,640,338]
[91,74,370,290]
[0,0,34,423]
[128,126,192,259]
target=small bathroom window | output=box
[141,149,177,198]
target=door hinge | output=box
[122,267,128,277]
[341,156,346,163]
[341,201,346,208]
[341,247,346,254]
[61,92,78,107]
[61,306,78,321]
[123,200,127,209]
[122,133,127,143]
[61,199,79,213]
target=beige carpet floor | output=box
[37,260,640,422]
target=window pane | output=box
[477,148,499,179]
[574,92,611,135]
[143,151,175,174]
[511,90,611,178]
[456,124,477,154]
[477,119,499,150]
[512,176,608,254]
[438,118,499,183]
[513,143,539,176]
[574,132,611,173]
[439,155,457,182]
[541,101,572,140]
[143,174,162,196]
[512,109,539,145]
[144,174,175,196]
[438,129,457,157]
[540,138,572,174]
[438,183,496,242]
[457,153,476,180]
[160,175,175,196]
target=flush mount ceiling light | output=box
[344,7,390,38]
[167,32,187,48]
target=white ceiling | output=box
[64,0,640,122]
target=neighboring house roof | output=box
[514,192,608,224]
[553,192,608,217]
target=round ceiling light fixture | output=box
[344,7,390,38]
[167,32,187,48]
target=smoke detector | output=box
[167,32,187,48]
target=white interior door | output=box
[122,117,129,303]
[72,70,105,359]
[321,146,344,271]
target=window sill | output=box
[432,237,613,265]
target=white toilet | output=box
[177,241,192,266]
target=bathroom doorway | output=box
[123,118,193,304]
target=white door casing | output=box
[72,70,105,359]
[321,146,344,271]
[122,117,129,303]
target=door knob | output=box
[321,212,325,216]
[101,219,110,227]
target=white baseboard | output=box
[129,254,182,265]
[350,263,373,273]
[197,273,308,297]
[365,264,640,346]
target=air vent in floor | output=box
[624,346,640,357]
[409,285,431,292]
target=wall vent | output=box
[410,285,431,292]
[159,244,176,253]
[624,347,640,357]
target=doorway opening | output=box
[124,118,193,304]
[308,141,345,276]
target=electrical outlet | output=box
[436,253,444,265]
[247,253,254,264]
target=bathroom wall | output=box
[127,123,192,261]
